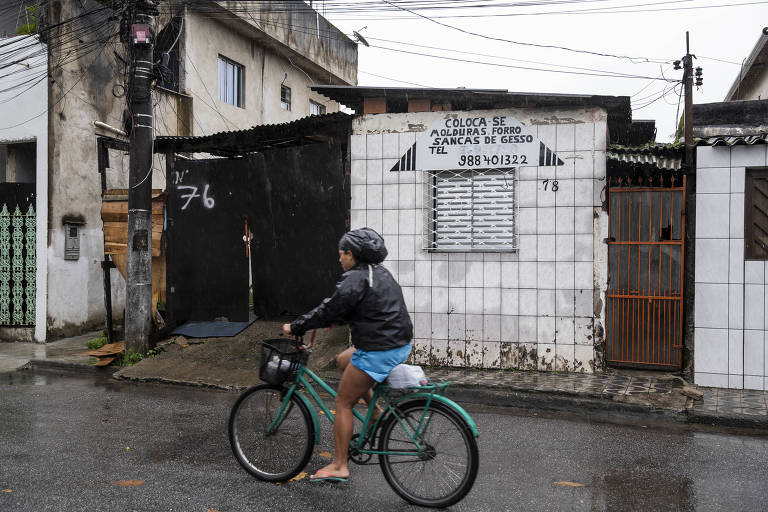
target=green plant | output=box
[146,348,160,358]
[16,7,37,35]
[86,332,109,350]
[121,349,143,366]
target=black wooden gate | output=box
[167,157,255,323]
[166,141,347,323]
[250,141,347,317]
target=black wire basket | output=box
[259,339,308,386]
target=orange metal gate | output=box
[606,175,686,369]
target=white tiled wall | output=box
[351,108,608,372]
[694,144,768,390]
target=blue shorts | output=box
[350,343,412,383]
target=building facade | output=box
[0,1,357,340]
[308,87,635,372]
[350,108,608,371]
[693,100,768,390]
[0,36,48,342]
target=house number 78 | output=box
[542,179,559,192]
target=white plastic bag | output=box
[386,364,428,388]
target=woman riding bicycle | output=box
[282,227,413,482]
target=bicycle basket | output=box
[259,339,308,385]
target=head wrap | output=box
[338,227,388,263]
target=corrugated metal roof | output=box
[154,112,352,155]
[608,143,683,171]
[695,134,768,146]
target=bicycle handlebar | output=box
[292,329,316,351]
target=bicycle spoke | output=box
[379,400,478,507]
[229,385,314,482]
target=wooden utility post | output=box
[125,3,156,354]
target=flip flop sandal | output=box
[309,469,349,483]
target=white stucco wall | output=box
[0,36,48,341]
[351,108,608,372]
[694,143,768,390]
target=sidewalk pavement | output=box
[2,324,767,432]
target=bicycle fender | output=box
[288,389,321,444]
[393,393,479,438]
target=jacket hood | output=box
[338,227,388,263]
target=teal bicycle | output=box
[228,337,480,508]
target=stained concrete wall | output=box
[214,1,357,86]
[351,108,609,372]
[46,1,127,337]
[183,8,344,136]
[0,36,48,341]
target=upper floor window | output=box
[218,56,244,108]
[309,99,326,116]
[281,85,291,111]
[745,168,768,260]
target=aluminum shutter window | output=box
[425,168,518,251]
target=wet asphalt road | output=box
[1,371,768,512]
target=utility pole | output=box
[125,1,157,354]
[683,31,693,172]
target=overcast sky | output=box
[320,0,767,143]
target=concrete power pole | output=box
[125,2,156,354]
[683,31,694,172]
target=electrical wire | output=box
[369,43,674,80]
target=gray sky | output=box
[321,0,767,143]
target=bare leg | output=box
[335,347,382,419]
[311,363,374,479]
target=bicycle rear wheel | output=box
[378,399,479,508]
[228,384,314,482]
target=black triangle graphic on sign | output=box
[389,142,417,172]
[538,142,564,166]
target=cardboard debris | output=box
[93,356,117,367]
[75,342,125,357]
[75,342,125,367]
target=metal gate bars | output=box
[0,204,36,326]
[606,175,686,369]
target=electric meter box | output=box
[62,216,84,261]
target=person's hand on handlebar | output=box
[282,324,292,336]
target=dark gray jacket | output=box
[290,263,413,351]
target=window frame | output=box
[217,55,244,108]
[309,99,326,116]
[423,167,518,252]
[280,85,292,111]
[745,167,768,260]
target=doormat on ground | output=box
[75,342,125,366]
[171,311,258,338]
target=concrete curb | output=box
[444,385,689,424]
[686,409,768,430]
[25,359,119,376]
[112,373,246,392]
[20,360,768,432]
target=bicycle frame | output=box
[267,363,478,460]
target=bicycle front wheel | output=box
[228,384,314,482]
[378,399,479,508]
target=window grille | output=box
[309,100,326,116]
[218,56,244,108]
[745,168,768,260]
[423,168,518,251]
[281,85,291,111]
